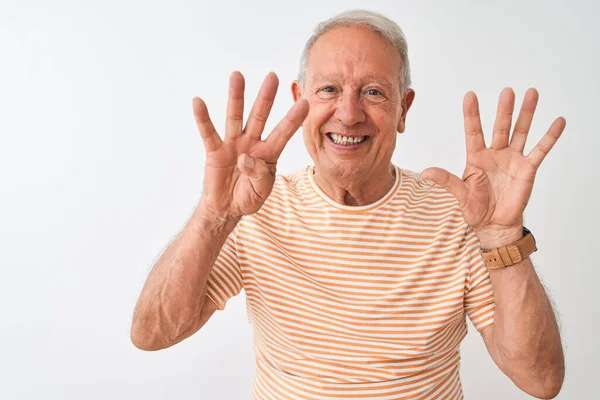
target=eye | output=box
[364,87,387,103]
[316,86,339,99]
[367,88,384,97]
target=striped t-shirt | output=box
[206,165,495,400]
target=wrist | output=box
[194,201,241,234]
[476,224,524,250]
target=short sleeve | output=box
[205,226,243,310]
[463,226,496,333]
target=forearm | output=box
[130,202,239,350]
[479,227,564,399]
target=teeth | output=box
[329,133,366,146]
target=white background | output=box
[1,0,598,398]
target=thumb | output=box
[237,153,275,199]
[421,167,468,206]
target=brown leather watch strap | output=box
[481,227,538,270]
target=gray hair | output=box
[298,9,412,93]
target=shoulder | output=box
[397,167,466,227]
[270,166,309,199]
[251,166,312,216]
[399,168,459,203]
[273,166,306,190]
[398,167,472,240]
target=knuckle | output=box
[227,114,243,122]
[252,112,268,123]
[513,126,529,135]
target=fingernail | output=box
[243,154,254,168]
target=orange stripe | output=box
[206,166,494,398]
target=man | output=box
[131,10,565,399]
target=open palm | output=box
[422,88,566,238]
[194,72,308,219]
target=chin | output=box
[326,159,367,181]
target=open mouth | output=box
[326,133,369,146]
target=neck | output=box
[312,163,396,207]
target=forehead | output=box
[306,25,402,86]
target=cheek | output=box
[369,107,399,134]
[301,114,323,156]
[367,107,400,152]
[304,102,333,138]
[302,126,315,150]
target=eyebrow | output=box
[310,73,395,88]
[362,75,395,88]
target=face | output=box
[292,25,415,183]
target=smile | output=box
[327,133,368,146]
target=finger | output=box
[491,87,515,150]
[526,117,566,169]
[421,167,469,208]
[237,153,275,200]
[244,72,279,139]
[263,99,309,159]
[510,88,539,153]
[192,97,222,152]
[463,92,487,161]
[225,71,245,140]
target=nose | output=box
[334,92,366,126]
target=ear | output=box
[291,80,303,102]
[397,89,416,133]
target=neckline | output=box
[306,165,402,212]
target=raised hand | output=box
[194,71,309,221]
[421,88,566,248]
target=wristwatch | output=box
[480,227,538,270]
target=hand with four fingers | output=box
[421,88,566,249]
[193,71,309,221]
